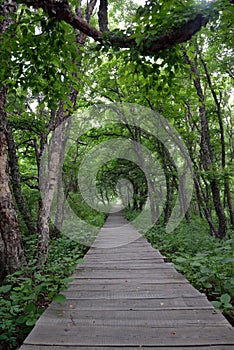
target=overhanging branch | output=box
[19,0,232,55]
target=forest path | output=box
[20,209,234,349]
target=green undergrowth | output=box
[125,210,234,324]
[0,235,87,350]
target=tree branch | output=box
[19,0,232,55]
[21,0,102,39]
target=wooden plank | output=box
[48,296,215,311]
[84,257,165,262]
[87,248,159,253]
[38,309,229,327]
[88,245,157,249]
[69,277,188,283]
[72,274,185,280]
[79,262,167,268]
[84,256,164,260]
[77,261,172,267]
[86,246,163,253]
[72,270,185,279]
[23,325,234,346]
[62,284,202,299]
[87,251,161,255]
[19,346,234,350]
[67,282,189,291]
[87,244,157,253]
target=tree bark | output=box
[98,0,109,32]
[0,1,27,276]
[193,175,218,236]
[6,123,36,233]
[158,143,174,225]
[200,55,234,229]
[0,229,6,281]
[52,118,72,238]
[0,85,27,276]
[183,46,227,239]
[37,110,66,265]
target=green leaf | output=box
[175,257,187,263]
[211,301,221,309]
[54,293,66,303]
[220,294,231,304]
[0,285,12,293]
[222,257,234,263]
[26,318,37,326]
[200,267,211,274]
[191,261,201,267]
[62,277,74,284]
[16,315,27,324]
[24,303,36,313]
[135,37,144,46]
[77,258,84,264]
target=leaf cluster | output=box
[0,235,86,349]
[142,216,234,320]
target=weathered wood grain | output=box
[47,296,215,311]
[62,283,202,298]
[21,324,234,346]
[19,346,234,350]
[37,309,229,327]
[19,209,234,350]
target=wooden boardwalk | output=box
[20,210,234,349]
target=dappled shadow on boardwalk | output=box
[20,210,234,349]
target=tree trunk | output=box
[0,85,27,276]
[180,171,191,223]
[184,102,218,229]
[225,179,234,230]
[6,123,36,233]
[52,119,72,238]
[156,141,177,226]
[200,55,234,229]
[0,230,6,281]
[0,2,27,276]
[161,147,175,225]
[98,0,109,32]
[37,119,66,265]
[133,132,157,223]
[183,46,227,239]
